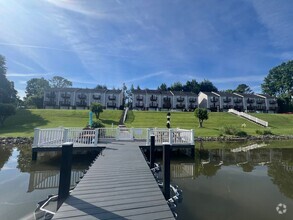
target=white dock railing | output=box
[228,109,268,127]
[33,127,195,148]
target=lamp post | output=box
[166,112,171,128]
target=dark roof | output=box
[106,89,122,94]
[160,91,173,96]
[257,94,276,99]
[234,93,260,98]
[213,91,239,97]
[45,88,80,92]
[146,89,161,95]
[200,91,218,96]
[132,89,147,94]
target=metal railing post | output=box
[191,129,195,145]
[62,128,69,143]
[33,128,40,147]
[169,129,173,145]
[94,128,99,145]
[57,142,73,209]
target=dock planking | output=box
[53,141,175,220]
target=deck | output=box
[52,141,175,220]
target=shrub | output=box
[220,125,248,137]
[91,120,105,128]
[256,129,274,135]
[0,103,16,125]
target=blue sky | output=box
[1,0,293,98]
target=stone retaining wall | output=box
[0,135,292,146]
[0,137,33,146]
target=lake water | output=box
[0,145,96,220]
[1,141,293,220]
[170,141,293,220]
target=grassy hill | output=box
[1,109,292,138]
[0,109,122,137]
[125,111,293,137]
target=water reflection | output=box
[0,145,96,220]
[171,145,293,220]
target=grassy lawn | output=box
[250,113,293,135]
[125,111,293,137]
[0,109,122,137]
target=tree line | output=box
[0,53,293,127]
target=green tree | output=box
[170,81,183,91]
[158,83,168,91]
[199,80,218,92]
[261,60,293,112]
[235,84,253,94]
[24,77,50,108]
[0,103,16,125]
[0,55,17,104]
[49,76,72,88]
[183,79,200,94]
[194,108,208,128]
[95,84,107,90]
[90,103,103,119]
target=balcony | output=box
[149,102,158,108]
[107,102,116,108]
[256,105,266,111]
[269,106,278,111]
[176,104,185,109]
[247,98,255,104]
[163,97,171,102]
[210,97,219,103]
[92,94,101,100]
[256,99,265,104]
[163,103,171,109]
[59,101,71,106]
[223,105,233,109]
[188,104,197,109]
[150,95,157,101]
[61,93,71,99]
[269,100,277,104]
[78,94,87,99]
[136,103,144,108]
[189,98,196,103]
[223,98,231,103]
[234,98,242,103]
[177,97,184,102]
[234,105,243,111]
[247,105,256,111]
[44,101,56,106]
[136,95,143,101]
[108,95,116,101]
[76,101,87,107]
[46,92,56,98]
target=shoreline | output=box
[1,135,293,146]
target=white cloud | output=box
[7,72,50,77]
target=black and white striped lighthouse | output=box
[166,112,171,129]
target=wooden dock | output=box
[53,141,175,220]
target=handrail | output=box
[228,109,268,127]
[33,127,194,147]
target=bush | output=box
[0,103,16,125]
[221,125,238,135]
[220,125,248,137]
[255,129,274,135]
[91,120,105,128]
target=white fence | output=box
[228,109,268,127]
[33,127,194,148]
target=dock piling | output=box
[57,142,73,209]
[163,144,171,200]
[150,135,155,169]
